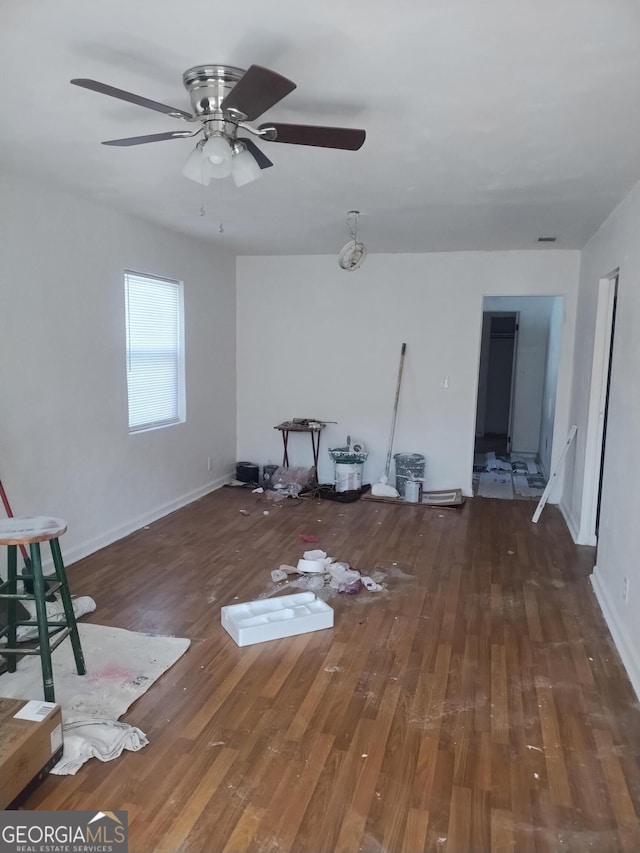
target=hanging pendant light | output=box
[338,210,367,271]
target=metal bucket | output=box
[404,479,423,503]
[262,464,278,485]
[394,453,425,497]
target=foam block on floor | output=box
[221,592,334,646]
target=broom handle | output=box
[0,479,30,563]
[384,343,407,478]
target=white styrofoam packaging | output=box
[221,592,334,647]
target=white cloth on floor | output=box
[14,596,96,642]
[51,716,149,775]
[0,623,189,775]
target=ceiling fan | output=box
[70,64,366,187]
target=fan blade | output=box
[102,131,195,146]
[70,78,193,120]
[258,123,366,150]
[221,65,296,121]
[238,137,273,169]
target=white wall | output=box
[0,172,237,565]
[474,313,492,437]
[538,298,564,477]
[564,178,640,697]
[237,252,579,496]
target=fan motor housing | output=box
[182,65,246,118]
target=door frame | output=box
[578,272,618,546]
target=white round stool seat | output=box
[0,517,67,546]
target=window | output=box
[124,271,185,432]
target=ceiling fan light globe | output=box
[203,135,233,177]
[207,158,232,178]
[182,146,211,186]
[232,149,262,187]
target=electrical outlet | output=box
[623,577,630,602]
[207,456,213,471]
[441,376,449,389]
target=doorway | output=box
[473,295,564,501]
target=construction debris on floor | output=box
[362,488,464,508]
[227,465,316,499]
[221,544,390,646]
[301,483,371,503]
[266,546,384,598]
[473,452,547,500]
[286,549,383,594]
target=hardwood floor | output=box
[13,488,640,852]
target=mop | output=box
[372,343,406,498]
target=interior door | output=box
[506,313,519,453]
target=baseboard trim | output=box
[591,565,640,702]
[576,517,598,547]
[39,474,232,571]
[559,497,597,546]
[558,498,580,543]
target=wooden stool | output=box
[0,517,86,702]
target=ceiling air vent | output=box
[537,236,557,243]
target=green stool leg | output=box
[49,537,86,676]
[30,543,55,703]
[6,545,17,672]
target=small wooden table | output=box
[274,422,326,472]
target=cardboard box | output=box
[0,697,63,808]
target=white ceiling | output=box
[2,0,640,256]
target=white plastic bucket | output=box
[334,462,363,492]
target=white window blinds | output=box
[124,271,185,432]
